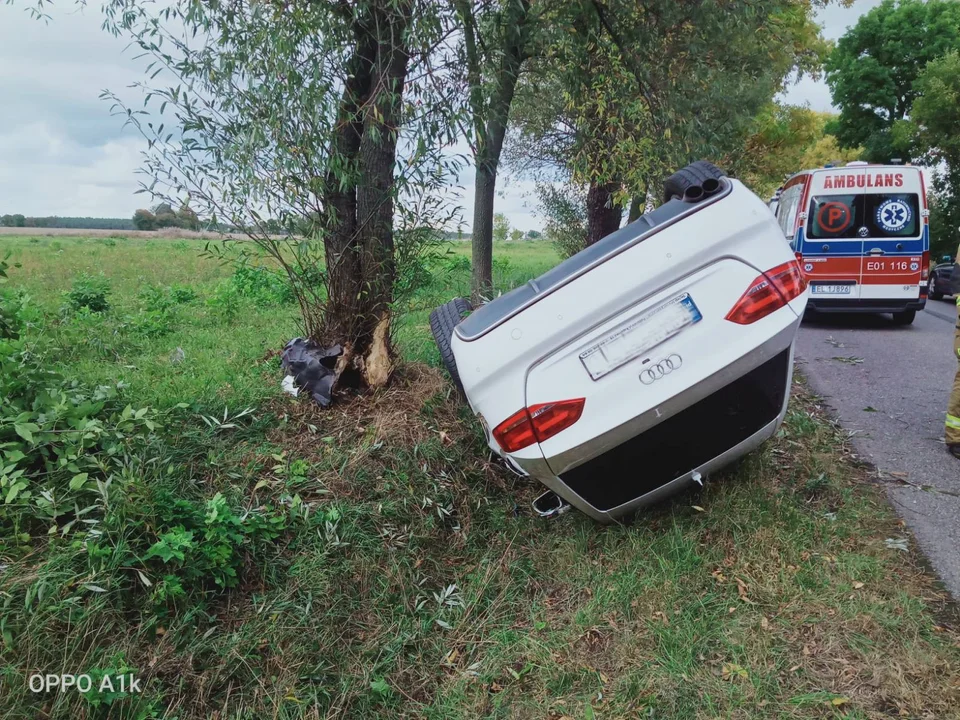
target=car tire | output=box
[929,276,943,301]
[430,297,473,397]
[663,160,728,203]
[892,309,916,325]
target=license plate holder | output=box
[579,293,702,381]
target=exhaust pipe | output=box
[682,185,705,203]
[702,178,722,197]
[532,490,570,518]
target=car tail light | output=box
[922,251,930,281]
[725,260,808,325]
[492,399,585,453]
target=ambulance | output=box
[773,161,928,324]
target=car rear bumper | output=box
[807,298,926,313]
[505,321,798,523]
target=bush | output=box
[206,281,243,320]
[144,492,288,591]
[139,284,197,313]
[537,182,588,259]
[0,339,159,536]
[0,255,26,339]
[230,263,292,304]
[128,309,174,338]
[65,273,111,313]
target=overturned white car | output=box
[431,162,808,523]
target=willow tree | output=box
[84,0,459,394]
[508,0,839,249]
[449,0,537,302]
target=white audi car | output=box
[431,162,808,523]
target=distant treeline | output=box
[0,214,135,230]
[0,211,476,240]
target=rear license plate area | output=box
[811,284,853,295]
[579,293,702,381]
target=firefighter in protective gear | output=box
[946,249,960,457]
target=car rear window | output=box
[807,193,920,239]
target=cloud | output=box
[0,4,146,216]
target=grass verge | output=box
[1,236,958,719]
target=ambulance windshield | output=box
[808,193,920,240]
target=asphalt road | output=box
[796,301,960,597]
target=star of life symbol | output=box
[876,199,911,232]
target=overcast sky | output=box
[0,0,883,231]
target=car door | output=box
[803,167,867,301]
[858,178,924,302]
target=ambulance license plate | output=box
[579,293,702,381]
[811,284,853,295]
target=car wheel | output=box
[892,309,916,325]
[930,276,944,301]
[663,160,727,203]
[430,297,473,397]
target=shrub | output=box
[129,309,174,338]
[65,273,111,313]
[0,341,159,535]
[206,281,243,320]
[144,492,288,590]
[230,263,292,304]
[139,284,197,313]
[0,255,25,339]
[169,285,198,304]
[537,182,588,259]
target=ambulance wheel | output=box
[663,160,727,203]
[430,297,473,397]
[929,275,943,301]
[892,310,916,325]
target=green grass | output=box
[1,235,959,719]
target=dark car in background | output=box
[929,255,958,301]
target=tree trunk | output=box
[471,162,496,301]
[320,0,410,393]
[467,0,532,304]
[323,27,377,344]
[355,2,410,387]
[586,181,622,246]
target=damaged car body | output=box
[431,162,809,523]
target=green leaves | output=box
[0,335,160,532]
[13,423,37,444]
[826,0,960,162]
[69,473,89,491]
[145,528,195,564]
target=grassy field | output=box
[1,235,959,719]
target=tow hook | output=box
[532,490,571,518]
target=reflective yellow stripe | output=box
[947,414,960,430]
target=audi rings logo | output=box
[640,354,683,385]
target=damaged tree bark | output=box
[321,0,412,394]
